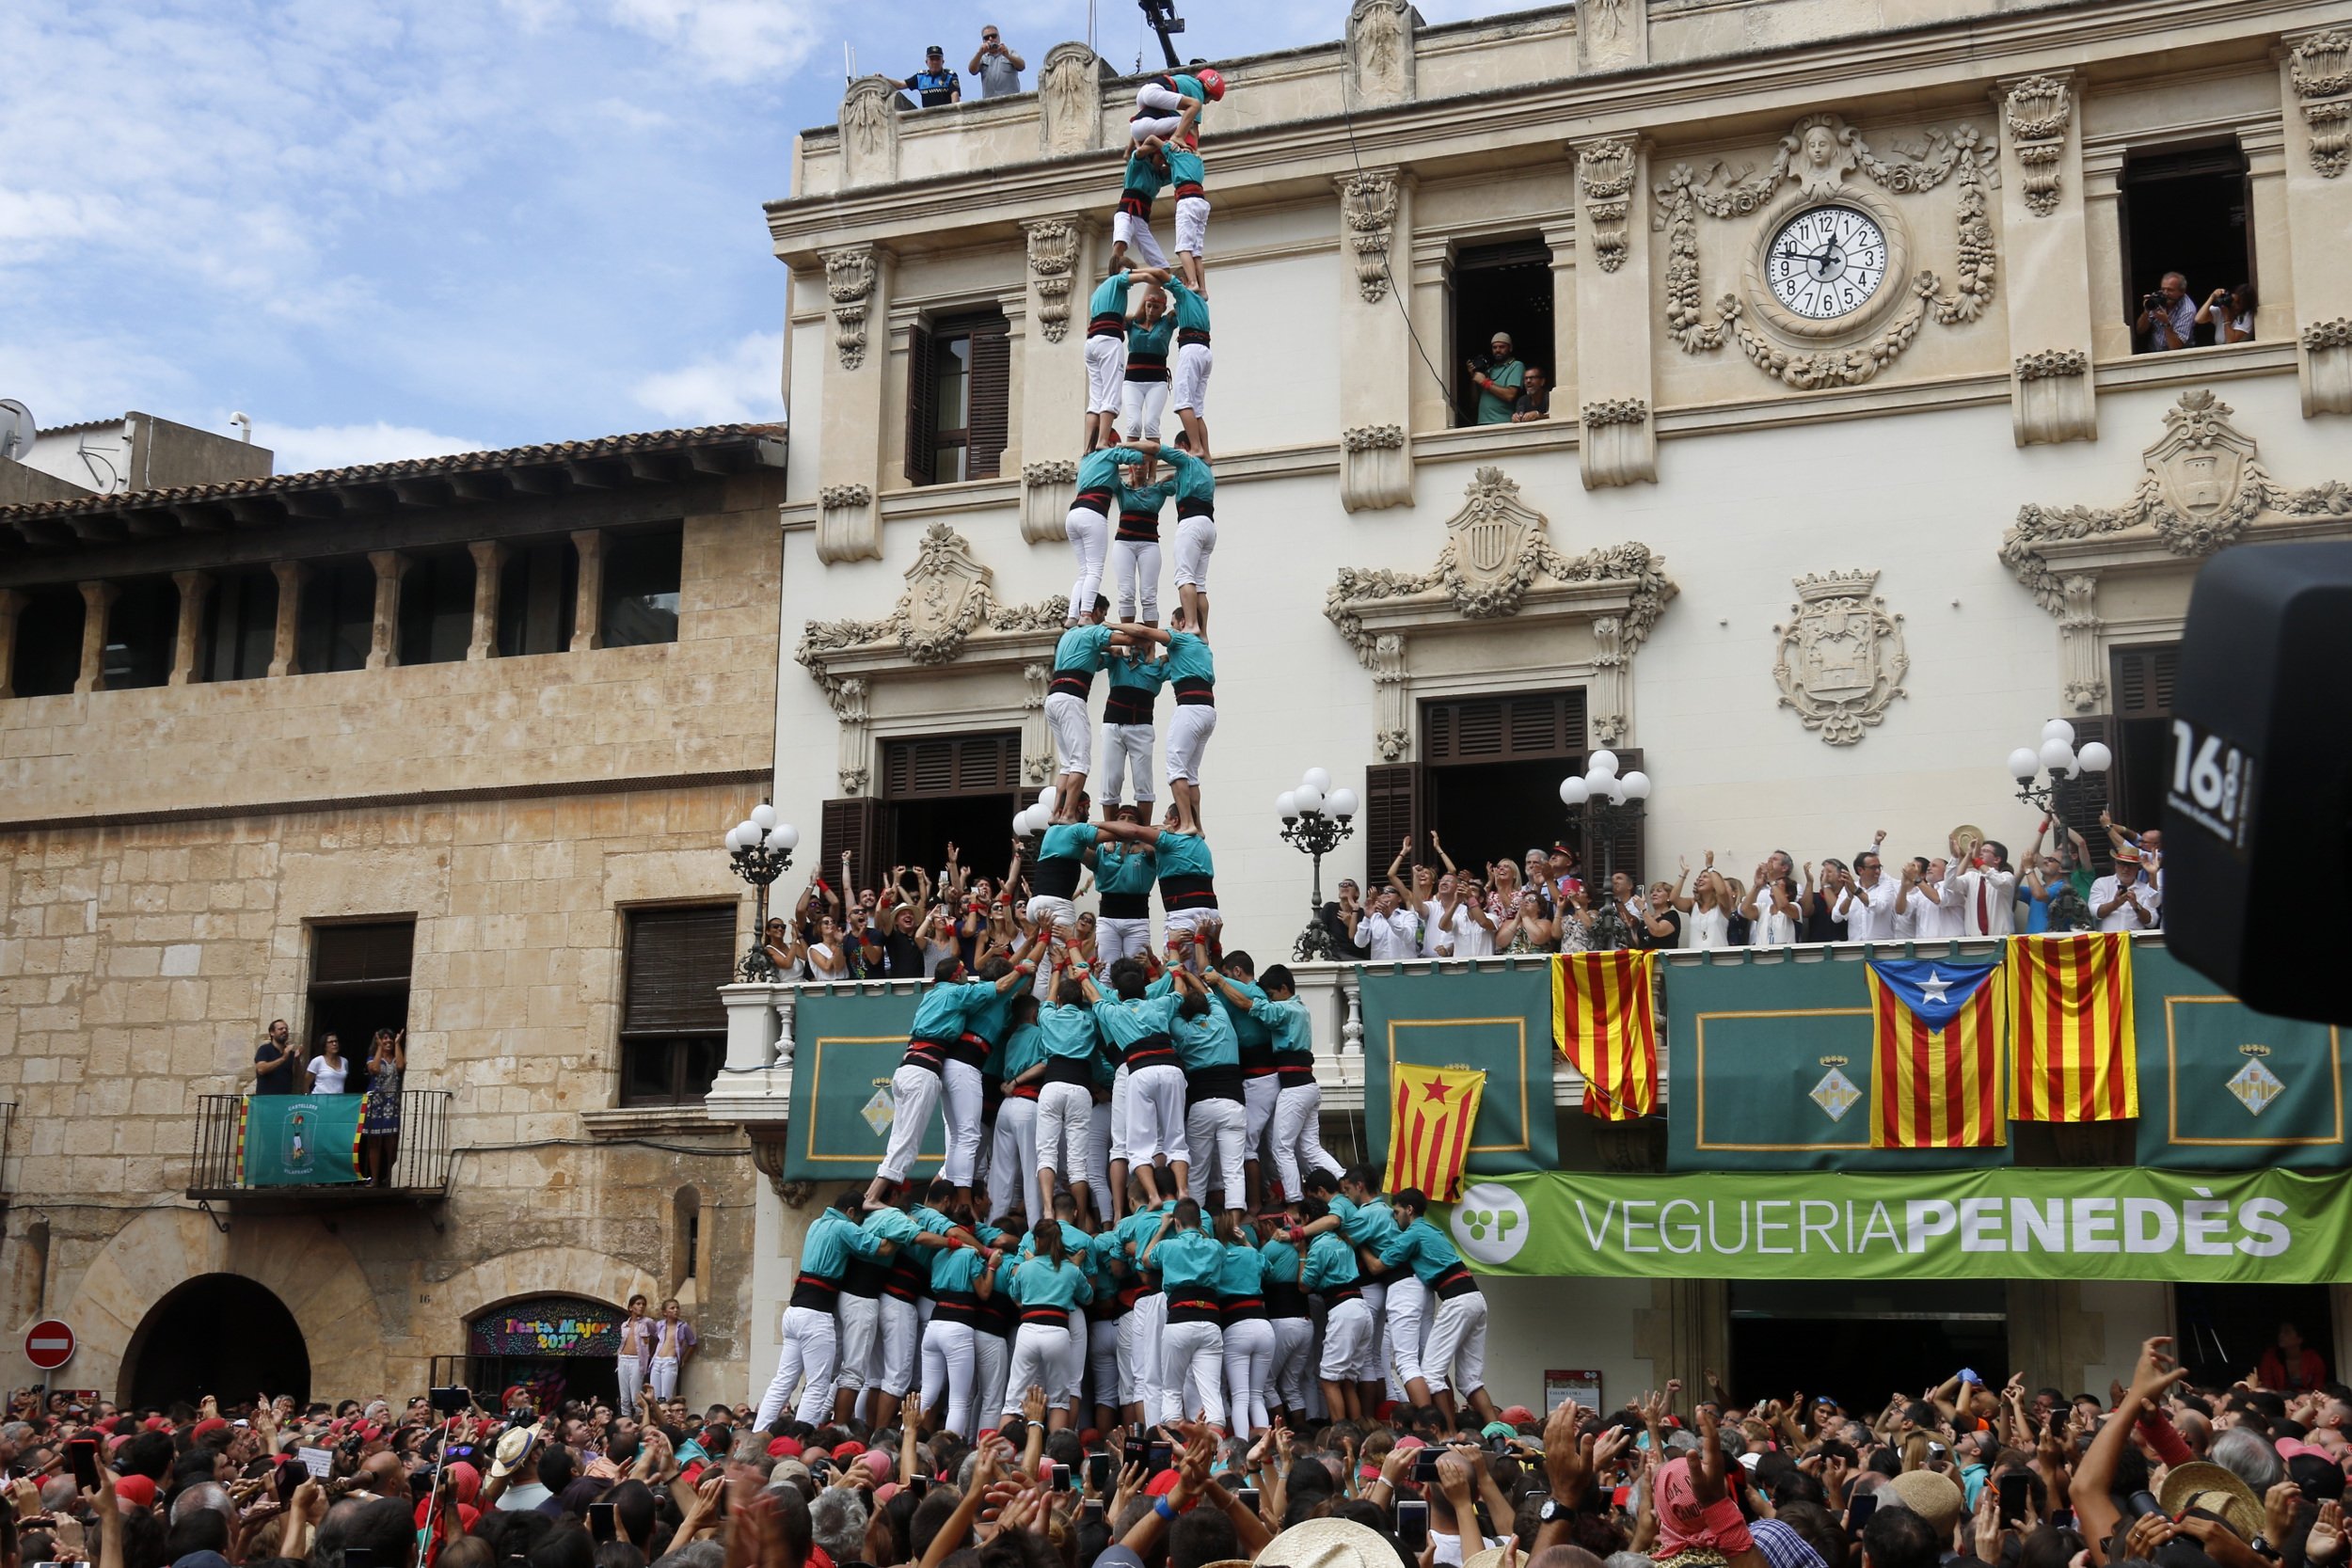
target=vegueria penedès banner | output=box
[1435,1167,2352,1283]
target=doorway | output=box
[1727,1279,2007,1413]
[2176,1282,2335,1389]
[879,731,1025,890]
[466,1295,626,1412]
[123,1274,310,1408]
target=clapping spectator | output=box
[804,912,855,979]
[897,46,961,107]
[1684,857,1740,948]
[1436,875,1497,958]
[1355,886,1420,959]
[1509,367,1551,422]
[2198,282,2258,343]
[1844,834,1899,941]
[1944,835,2020,936]
[1497,884,1555,953]
[307,1032,352,1095]
[2136,272,2197,352]
[1743,864,1802,945]
[254,1018,298,1094]
[1801,859,1851,942]
[967,25,1025,98]
[2089,844,2162,931]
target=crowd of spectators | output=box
[892,26,1028,107]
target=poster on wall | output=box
[466,1297,624,1358]
[1545,1368,1602,1413]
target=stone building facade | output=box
[0,425,787,1407]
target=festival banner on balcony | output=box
[782,988,945,1182]
[1665,946,2015,1172]
[1362,963,1558,1176]
[237,1094,364,1186]
[2132,944,2350,1170]
[1435,1166,2352,1284]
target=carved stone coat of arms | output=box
[1772,570,1908,745]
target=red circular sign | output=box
[24,1320,74,1370]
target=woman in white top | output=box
[1741,867,1803,946]
[2197,283,2256,344]
[804,913,854,979]
[1436,877,1497,958]
[306,1033,351,1094]
[1684,863,1739,949]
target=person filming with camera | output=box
[1466,331,1523,423]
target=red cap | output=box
[143,1417,171,1433]
[114,1475,158,1509]
[1498,1406,1537,1427]
[192,1417,230,1439]
[834,1440,866,1461]
[768,1437,803,1459]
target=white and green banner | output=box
[1438,1167,2352,1283]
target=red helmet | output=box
[1197,68,1226,101]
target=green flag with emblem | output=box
[785,988,945,1181]
[1361,963,1558,1176]
[2133,943,2349,1168]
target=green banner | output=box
[1665,945,2012,1172]
[2132,945,2348,1168]
[238,1094,362,1185]
[1436,1167,2352,1283]
[784,989,943,1182]
[1361,963,1557,1176]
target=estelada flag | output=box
[2008,932,2137,1121]
[1550,951,1658,1120]
[1384,1061,1486,1202]
[1866,957,2007,1148]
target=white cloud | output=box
[255,420,490,475]
[632,332,785,425]
[606,0,825,84]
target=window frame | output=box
[617,903,736,1106]
[905,308,1011,485]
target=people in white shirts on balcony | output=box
[1842,836,1901,942]
[1355,887,1421,960]
[1943,835,2019,937]
[1893,856,1957,939]
[2090,845,2164,931]
[1682,859,1739,949]
[1434,876,1497,958]
[1741,863,1802,946]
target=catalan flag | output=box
[2008,932,2137,1121]
[1383,1061,1486,1202]
[1551,951,1659,1120]
[1867,957,2007,1148]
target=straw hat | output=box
[2160,1461,2264,1541]
[1256,1518,1407,1568]
[1465,1546,1525,1568]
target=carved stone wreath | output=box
[1577,139,1637,274]
[1655,112,1998,389]
[2290,33,2351,178]
[1025,220,1081,344]
[1772,570,1908,746]
[2002,77,2073,217]
[824,247,878,371]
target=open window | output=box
[2119,141,2253,351]
[2108,642,2179,832]
[1448,239,1555,426]
[601,523,684,648]
[199,566,278,683]
[8,586,85,698]
[306,920,414,1082]
[99,576,175,690]
[297,559,378,674]
[496,537,579,657]
[905,309,1011,484]
[882,731,1025,886]
[396,548,476,666]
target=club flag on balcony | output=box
[1867,958,2007,1149]
[2009,932,2138,1121]
[1550,951,1658,1120]
[236,1093,364,1186]
[1384,1062,1486,1202]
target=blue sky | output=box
[2,0,1550,476]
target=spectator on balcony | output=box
[1469,334,1523,423]
[1321,879,1372,958]
[1543,844,1583,907]
[1496,883,1555,954]
[967,26,1025,98]
[359,1029,405,1186]
[1800,860,1851,943]
[2090,845,2163,933]
[1844,836,1899,942]
[2135,272,2197,352]
[1895,856,1962,940]
[255,1019,299,1095]
[1638,880,1684,949]
[2199,282,2258,344]
[1742,866,1802,946]
[1509,367,1552,422]
[805,914,856,980]
[1943,836,2019,937]
[1354,887,1420,960]
[896,47,962,107]
[1684,860,1739,949]
[762,917,806,978]
[2022,816,2095,933]
[307,1033,352,1096]
[1434,877,1496,958]
[860,892,930,978]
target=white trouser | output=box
[1385,1275,1430,1387]
[616,1354,647,1418]
[919,1318,977,1435]
[1162,1317,1226,1427]
[1185,1097,1247,1206]
[1086,1098,1114,1221]
[1066,507,1110,614]
[1164,702,1216,786]
[974,1329,1009,1429]
[1272,1081,1344,1203]
[755,1306,834,1427]
[1135,82,1190,118]
[1037,1081,1093,1181]
[1108,538,1161,622]
[650,1354,680,1401]
[877,1294,919,1396]
[1422,1290,1489,1397]
[1085,335,1126,413]
[1025,893,1079,942]
[1172,512,1216,590]
[1062,1307,1090,1406]
[1244,1074,1279,1174]
[834,1293,880,1395]
[1111,210,1169,268]
[1090,1314,1122,1409]
[1099,915,1154,964]
[1008,1321,1077,1414]
[1131,113,1184,142]
[1175,197,1211,259]
[1100,721,1156,805]
[942,1059,984,1186]
[1044,692,1093,779]
[1120,379,1169,442]
[1106,1063,1134,1164]
[879,1063,943,1183]
[1321,1296,1375,1380]
[989,1096,1039,1221]
[1120,1292,1165,1405]
[1270,1317,1314,1410]
[1166,905,1221,948]
[974,1110,993,1196]
[1126,1062,1189,1164]
[1173,341,1212,416]
[1223,1316,1276,1433]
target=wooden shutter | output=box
[621,905,736,1037]
[2111,643,2179,716]
[310,921,415,986]
[1363,763,1419,888]
[1423,691,1583,763]
[882,733,1021,800]
[967,325,1011,480]
[2057,716,2114,874]
[903,322,937,485]
[820,797,881,896]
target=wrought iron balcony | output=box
[187,1090,453,1214]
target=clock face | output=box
[1765,206,1890,320]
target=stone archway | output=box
[121,1274,310,1408]
[422,1248,667,1412]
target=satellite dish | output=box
[0,401,34,464]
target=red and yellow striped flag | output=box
[1867,958,2007,1148]
[1383,1062,1486,1202]
[1550,951,1659,1120]
[2008,932,2137,1121]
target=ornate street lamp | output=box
[1559,752,1653,951]
[2007,719,2111,815]
[724,802,798,981]
[1278,767,1359,962]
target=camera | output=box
[1466,352,1494,372]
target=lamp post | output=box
[2007,720,2112,815]
[1277,767,1359,962]
[724,802,799,981]
[1559,751,1654,951]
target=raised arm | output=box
[1387,836,1415,900]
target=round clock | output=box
[1764,205,1889,321]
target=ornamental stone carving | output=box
[2301,316,2352,418]
[1347,0,1417,105]
[1772,571,1908,746]
[1024,219,1081,344]
[2290,33,2351,178]
[816,482,878,564]
[2012,349,2094,447]
[823,247,878,372]
[1040,44,1107,155]
[1580,399,1649,426]
[1338,169,1403,305]
[2001,76,2072,216]
[838,75,903,187]
[1579,399,1653,490]
[1577,139,1637,273]
[2058,575,2106,714]
[1580,0,1643,69]
[1021,459,1080,546]
[1341,423,1412,514]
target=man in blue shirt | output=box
[895,47,961,107]
[1386,1186,1496,1428]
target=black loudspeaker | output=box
[2164,542,2352,1022]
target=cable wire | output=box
[1338,72,1461,421]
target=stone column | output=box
[167,571,213,686]
[1543,217,1579,414]
[1572,135,1657,489]
[73,580,118,693]
[1337,167,1416,512]
[0,589,23,700]
[365,551,405,671]
[2081,145,2131,363]
[268,562,308,677]
[1018,215,1089,498]
[570,530,604,652]
[817,244,893,563]
[1409,230,1453,437]
[2282,30,2352,416]
[1995,72,2097,447]
[467,541,506,660]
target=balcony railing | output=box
[188,1090,453,1207]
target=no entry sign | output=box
[24,1321,74,1370]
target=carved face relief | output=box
[1804,126,1836,168]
